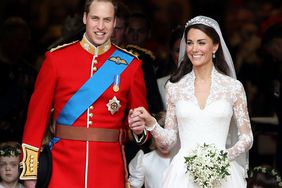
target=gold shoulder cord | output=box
[113,44,140,60]
[20,144,40,180]
[50,40,78,52]
[125,44,155,60]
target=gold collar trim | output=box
[80,33,111,55]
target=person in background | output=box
[247,165,282,188]
[259,23,282,174]
[0,17,37,143]
[125,12,163,116]
[111,1,129,48]
[156,25,183,111]
[128,137,174,188]
[126,12,151,49]
[121,11,163,168]
[19,0,148,188]
[0,142,25,188]
[125,12,159,71]
[128,15,253,187]
[154,26,183,154]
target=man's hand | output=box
[128,107,156,134]
[128,108,145,135]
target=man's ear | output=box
[83,12,87,25]
[113,17,117,28]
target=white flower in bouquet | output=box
[184,143,230,188]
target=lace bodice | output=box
[150,68,253,161]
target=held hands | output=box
[24,180,37,188]
[128,107,157,135]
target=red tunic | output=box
[22,40,148,188]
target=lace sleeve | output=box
[227,81,254,160]
[149,83,178,151]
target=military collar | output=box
[80,33,111,55]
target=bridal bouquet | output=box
[184,143,230,188]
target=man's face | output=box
[111,17,126,46]
[126,17,149,47]
[0,156,20,184]
[83,0,116,46]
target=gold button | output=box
[30,155,34,159]
[89,113,93,117]
[93,66,97,71]
[89,106,94,110]
[89,121,93,125]
[93,59,98,64]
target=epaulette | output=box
[113,43,139,60]
[126,44,156,60]
[49,40,78,52]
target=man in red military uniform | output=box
[20,0,148,188]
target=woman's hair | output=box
[170,24,229,83]
[247,166,282,188]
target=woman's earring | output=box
[212,53,216,63]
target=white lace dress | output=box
[149,68,253,188]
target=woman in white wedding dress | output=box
[128,15,253,188]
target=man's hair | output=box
[128,12,151,31]
[116,1,129,20]
[84,0,118,16]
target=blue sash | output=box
[49,49,134,148]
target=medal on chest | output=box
[107,96,121,115]
[113,74,120,92]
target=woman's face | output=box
[186,28,218,67]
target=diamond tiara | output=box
[185,16,218,29]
